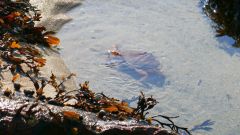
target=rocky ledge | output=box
[0,95,177,135]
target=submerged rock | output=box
[106,46,165,88]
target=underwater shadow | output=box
[106,47,166,88]
[217,36,240,56]
[117,64,165,88]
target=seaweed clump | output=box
[0,0,60,80]
[203,0,240,47]
[27,75,191,134]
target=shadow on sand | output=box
[106,46,165,88]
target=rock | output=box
[0,95,173,135]
[203,0,240,46]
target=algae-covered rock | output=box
[0,94,175,135]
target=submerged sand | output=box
[57,1,240,134]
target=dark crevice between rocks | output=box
[203,0,240,47]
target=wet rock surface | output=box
[0,95,173,135]
[203,0,240,46]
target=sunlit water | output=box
[57,0,240,134]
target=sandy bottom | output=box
[57,0,240,134]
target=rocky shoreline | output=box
[0,95,176,135]
[1,0,81,97]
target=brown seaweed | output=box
[0,78,190,135]
[20,72,191,135]
[0,0,59,82]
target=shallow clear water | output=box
[57,0,240,134]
